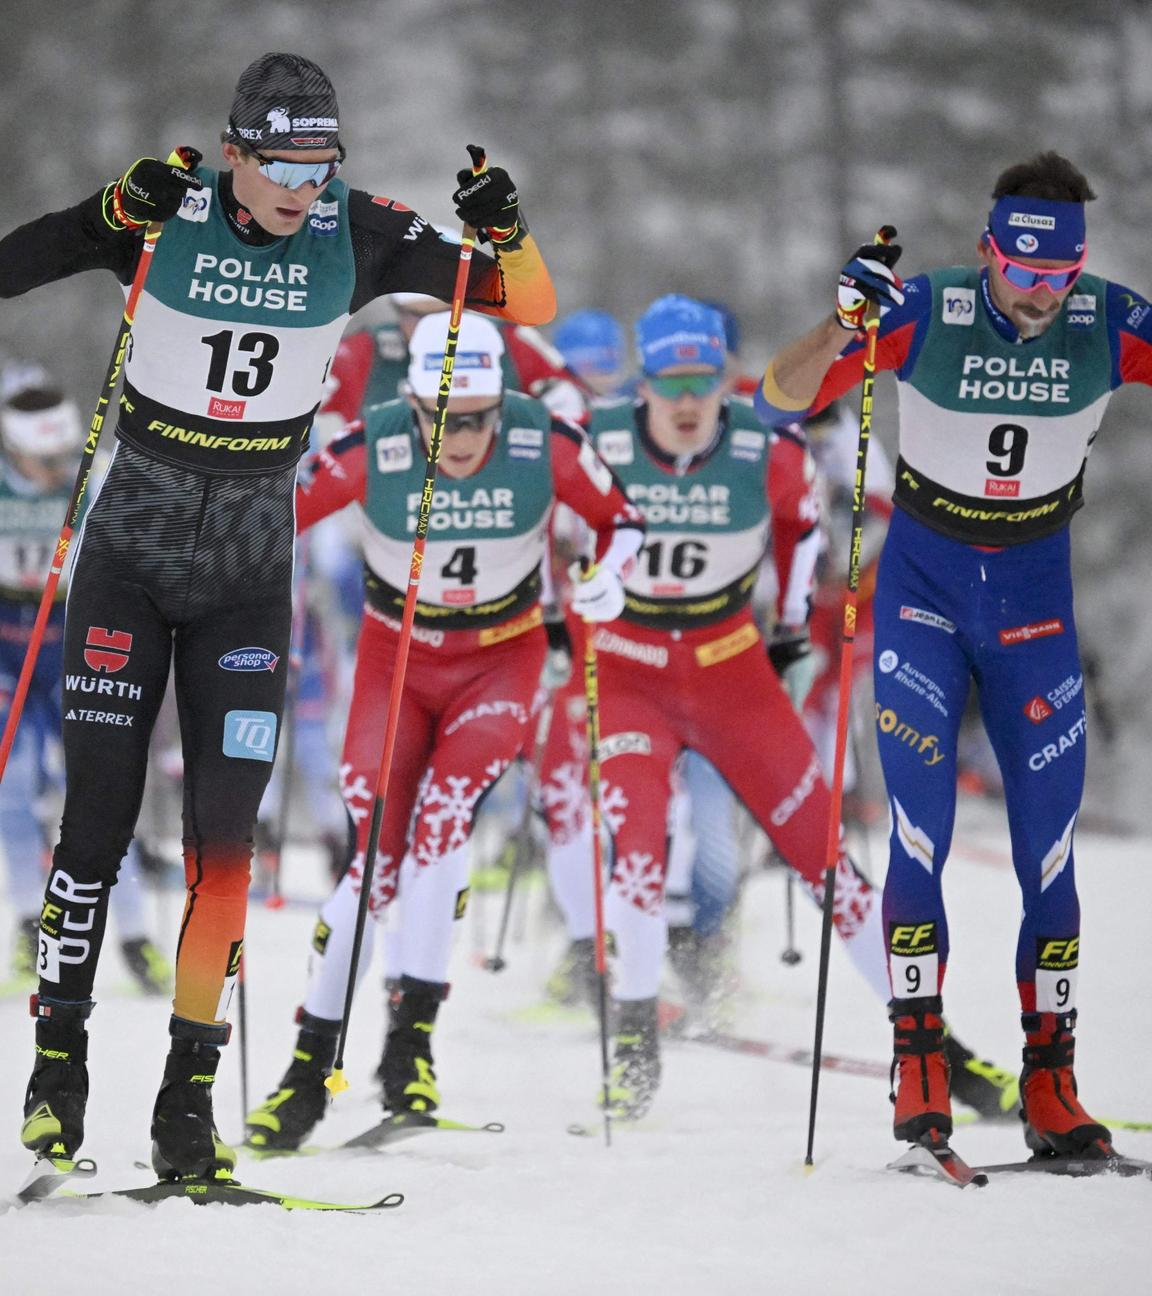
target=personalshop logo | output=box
[84,626,132,673]
[218,647,279,673]
[222,710,278,762]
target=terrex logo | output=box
[84,627,132,673]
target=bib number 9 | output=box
[986,422,1029,478]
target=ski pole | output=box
[805,224,896,1168]
[264,535,311,908]
[485,688,557,972]
[236,952,250,1124]
[0,147,200,784]
[781,871,802,965]
[581,619,613,1146]
[326,146,487,1096]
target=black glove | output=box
[452,155,524,249]
[768,625,818,710]
[835,235,903,332]
[102,155,203,231]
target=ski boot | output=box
[889,996,952,1144]
[666,926,734,1025]
[604,998,661,1120]
[943,1027,1021,1120]
[379,976,447,1115]
[120,938,173,996]
[245,1010,340,1151]
[10,916,39,982]
[1020,1010,1112,1156]
[21,996,94,1159]
[151,1025,236,1180]
[545,936,600,1009]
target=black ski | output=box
[342,1113,505,1150]
[975,1153,1152,1180]
[887,1139,989,1188]
[33,1170,402,1211]
[245,1113,504,1159]
[12,1155,98,1206]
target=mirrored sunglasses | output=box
[986,232,1084,293]
[646,372,724,399]
[250,144,345,190]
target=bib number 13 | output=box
[201,329,280,398]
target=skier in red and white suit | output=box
[244,311,642,1150]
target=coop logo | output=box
[218,647,279,673]
[942,288,975,325]
[1015,233,1039,255]
[308,199,339,237]
[1023,695,1054,724]
[84,626,132,674]
[178,189,211,224]
[222,709,278,762]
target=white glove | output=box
[569,563,626,623]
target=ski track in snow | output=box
[1,802,1147,1295]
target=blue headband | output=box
[987,195,1086,261]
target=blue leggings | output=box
[874,511,1084,1015]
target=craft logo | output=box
[218,647,279,673]
[1024,695,1054,724]
[84,626,132,674]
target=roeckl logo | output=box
[84,627,132,673]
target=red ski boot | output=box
[889,996,952,1144]
[1020,1011,1112,1157]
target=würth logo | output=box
[84,626,132,674]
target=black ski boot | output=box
[151,1024,236,1180]
[22,996,94,1159]
[943,1027,1021,1120]
[120,937,173,996]
[604,998,661,1120]
[379,976,447,1115]
[245,1010,340,1151]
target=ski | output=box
[35,1172,403,1211]
[689,1030,889,1080]
[974,1153,1152,1180]
[887,1140,989,1188]
[11,1155,98,1207]
[245,1113,504,1159]
[342,1113,505,1150]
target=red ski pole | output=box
[326,146,487,1095]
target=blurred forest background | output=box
[2,0,1151,819]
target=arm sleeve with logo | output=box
[348,189,556,326]
[549,421,644,576]
[768,428,821,627]
[0,190,143,296]
[295,426,368,532]
[1107,280,1152,389]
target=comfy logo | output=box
[84,626,132,674]
[874,704,946,766]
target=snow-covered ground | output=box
[1,802,1147,1295]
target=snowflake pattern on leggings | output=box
[805,852,873,939]
[413,758,510,867]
